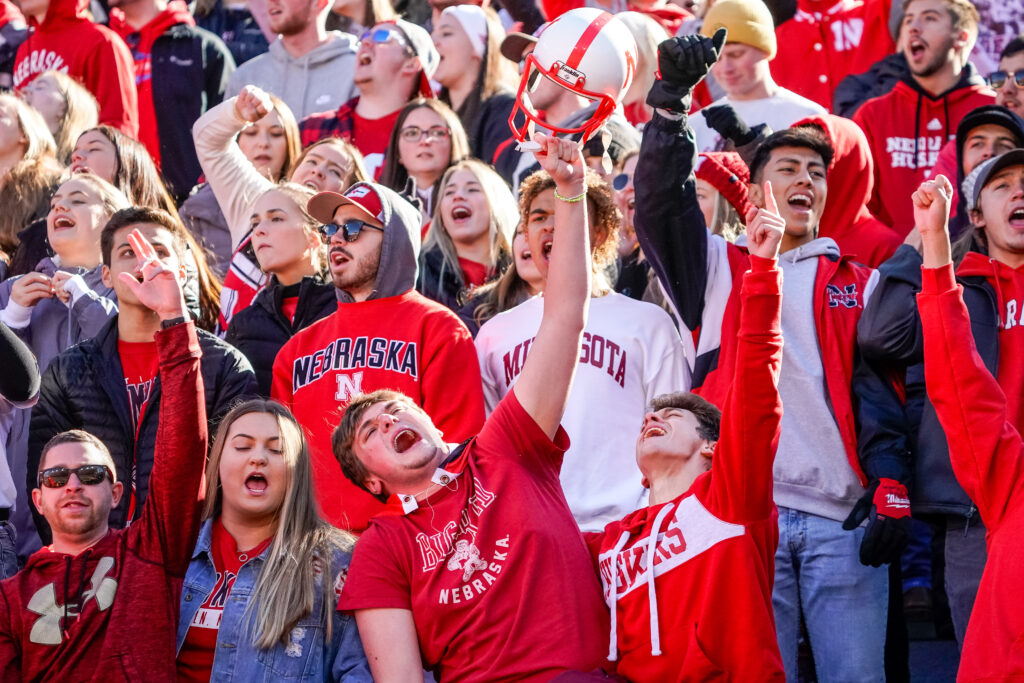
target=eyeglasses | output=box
[318,219,384,242]
[987,70,1024,89]
[360,26,411,51]
[38,464,114,488]
[400,126,450,143]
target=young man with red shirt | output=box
[299,19,439,178]
[0,229,207,682]
[271,181,484,532]
[913,161,1024,681]
[584,109,786,682]
[853,0,994,236]
[334,135,608,681]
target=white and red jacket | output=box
[918,264,1024,681]
[585,257,784,682]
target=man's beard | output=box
[910,36,958,79]
[332,248,381,296]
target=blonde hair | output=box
[0,94,60,255]
[54,171,132,219]
[289,137,369,189]
[425,158,517,287]
[255,181,327,275]
[40,71,100,165]
[203,400,354,649]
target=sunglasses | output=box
[400,126,450,143]
[319,219,384,242]
[613,173,632,191]
[38,464,114,489]
[987,70,1024,89]
[360,26,411,50]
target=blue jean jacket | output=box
[176,520,372,682]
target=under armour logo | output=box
[446,540,488,582]
[28,557,118,644]
[826,283,860,309]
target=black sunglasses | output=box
[318,219,384,242]
[38,464,114,488]
[988,70,1024,89]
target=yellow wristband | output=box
[553,187,586,203]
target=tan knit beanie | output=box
[700,0,777,60]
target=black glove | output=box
[842,478,912,568]
[398,176,424,215]
[646,28,727,114]
[701,103,756,147]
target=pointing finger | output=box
[763,180,780,216]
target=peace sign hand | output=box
[116,229,189,322]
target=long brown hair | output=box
[204,400,355,648]
[378,98,470,196]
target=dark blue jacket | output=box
[857,244,999,518]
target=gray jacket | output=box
[226,32,359,119]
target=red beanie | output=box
[696,152,754,222]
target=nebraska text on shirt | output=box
[291,336,419,390]
[884,134,953,170]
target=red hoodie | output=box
[540,0,691,34]
[956,252,1024,432]
[0,322,206,683]
[918,264,1024,682]
[13,0,138,136]
[774,0,896,112]
[796,113,902,267]
[109,1,195,169]
[585,257,785,682]
[853,76,994,237]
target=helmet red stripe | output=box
[565,11,612,70]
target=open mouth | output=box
[1010,207,1024,226]
[540,238,553,262]
[245,472,268,495]
[358,53,373,66]
[62,498,88,509]
[393,428,420,454]
[330,248,351,266]
[908,39,926,59]
[451,206,472,222]
[70,162,89,174]
[642,425,666,440]
[54,215,75,229]
[788,193,813,213]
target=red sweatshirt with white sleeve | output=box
[585,256,785,682]
[918,264,1024,682]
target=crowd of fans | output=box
[0,0,1022,678]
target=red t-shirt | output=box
[176,520,273,682]
[118,339,159,432]
[338,390,608,681]
[352,109,401,180]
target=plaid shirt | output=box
[299,96,359,148]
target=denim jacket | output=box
[177,520,372,681]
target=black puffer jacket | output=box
[856,244,998,518]
[416,245,465,313]
[28,317,258,541]
[225,274,337,396]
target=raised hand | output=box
[116,229,189,322]
[647,29,727,114]
[744,181,785,260]
[233,85,274,123]
[912,175,954,268]
[702,103,756,147]
[533,132,586,197]
[10,272,54,308]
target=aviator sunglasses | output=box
[38,464,114,488]
[319,219,384,242]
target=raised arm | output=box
[916,176,1024,528]
[513,133,591,440]
[191,86,276,250]
[118,230,209,571]
[710,180,784,521]
[633,31,725,333]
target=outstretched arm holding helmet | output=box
[633,30,727,387]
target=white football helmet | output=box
[508,8,638,147]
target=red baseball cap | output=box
[307,182,386,225]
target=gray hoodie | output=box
[226,31,359,119]
[336,182,422,304]
[773,237,878,522]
